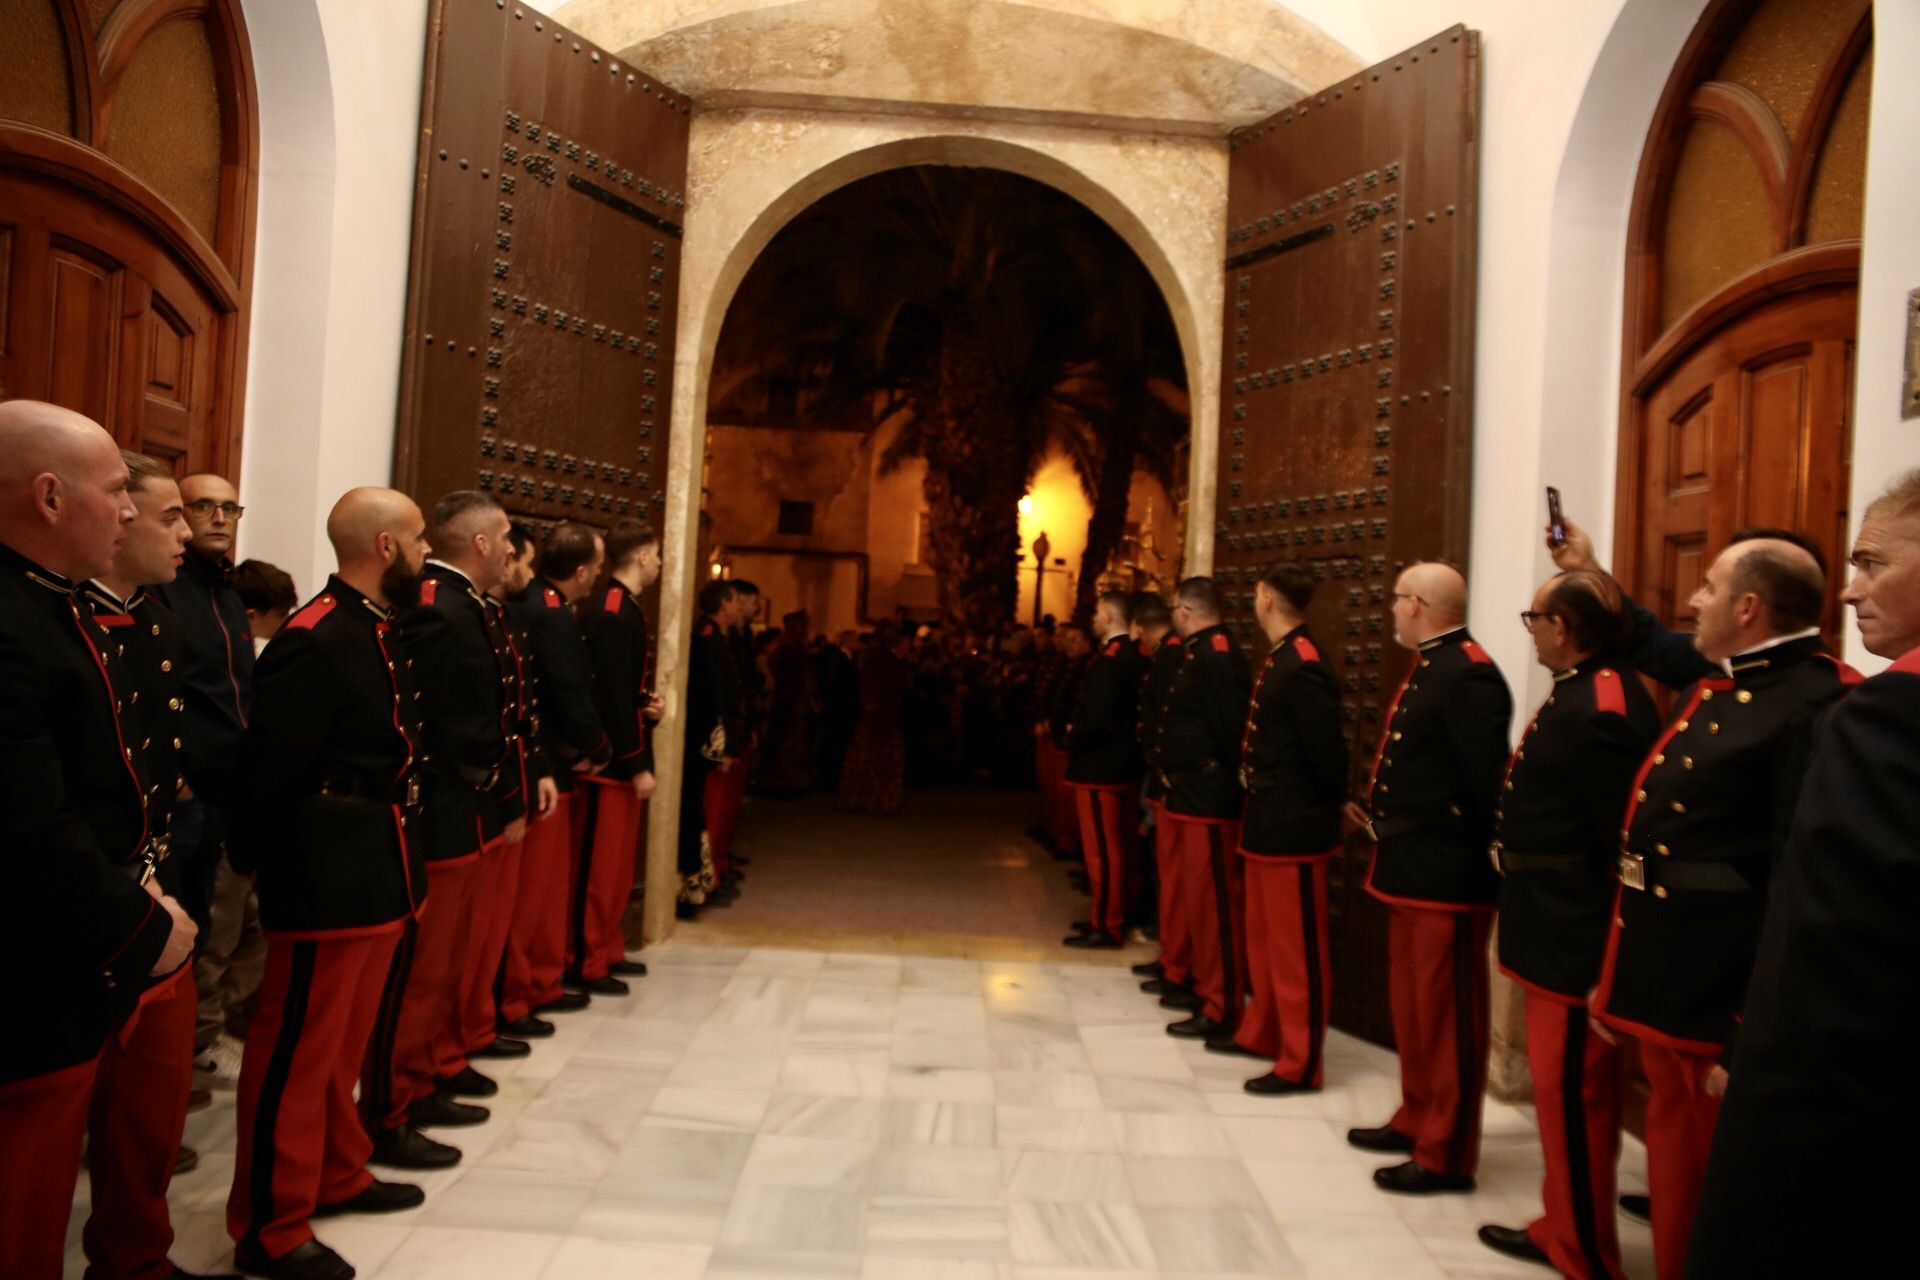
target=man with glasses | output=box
[154,474,264,1089]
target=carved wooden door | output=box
[1213,29,1482,1045]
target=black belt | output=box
[1490,844,1587,876]
[319,774,422,807]
[1367,802,1463,841]
[1616,852,1754,894]
[1166,761,1226,789]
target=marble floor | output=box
[69,942,1656,1279]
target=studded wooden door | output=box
[1214,29,1481,1046]
[393,0,691,531]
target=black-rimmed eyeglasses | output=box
[186,500,245,519]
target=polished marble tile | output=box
[883,1098,999,1148]
[647,1085,773,1132]
[373,1225,561,1279]
[1124,1156,1266,1211]
[535,1235,709,1280]
[779,1048,893,1097]
[870,1143,1003,1200]
[413,1169,594,1235]
[862,1198,1011,1259]
[887,1064,996,1104]
[995,1105,1120,1154]
[993,1068,1104,1111]
[1001,1150,1133,1204]
[1006,1201,1158,1270]
[665,1049,786,1093]
[719,1183,870,1253]
[1138,1206,1301,1275]
[1106,1112,1234,1159]
[740,1133,877,1189]
[761,1091,891,1141]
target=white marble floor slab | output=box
[65,940,1656,1278]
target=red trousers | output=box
[0,1058,96,1279]
[1639,1039,1722,1280]
[1166,812,1246,1025]
[362,859,478,1132]
[1149,802,1194,987]
[1050,747,1081,857]
[1234,854,1332,1086]
[1070,783,1141,937]
[230,926,400,1261]
[1522,993,1626,1280]
[1385,904,1492,1177]
[458,838,520,1055]
[85,963,198,1280]
[703,762,747,877]
[569,779,643,981]
[500,794,573,1021]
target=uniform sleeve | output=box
[399,601,505,784]
[234,627,338,874]
[1579,705,1654,844]
[525,605,610,765]
[583,608,642,780]
[1068,658,1117,752]
[1626,596,1720,692]
[1442,664,1514,828]
[1289,662,1350,807]
[1767,695,1838,865]
[1203,652,1254,769]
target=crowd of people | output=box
[1032,480,1919,1280]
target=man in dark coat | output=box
[1686,471,1920,1278]
[1063,590,1151,948]
[680,579,743,911]
[1134,597,1190,994]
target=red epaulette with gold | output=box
[542,586,564,608]
[1166,633,1182,647]
[287,594,338,631]
[604,586,624,614]
[1891,649,1920,676]
[1211,633,1231,653]
[1592,667,1627,716]
[1292,634,1320,663]
[1461,640,1493,665]
[1105,639,1121,657]
[1813,652,1866,686]
[420,578,440,606]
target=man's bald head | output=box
[327,487,421,563]
[1725,538,1824,633]
[0,399,136,580]
[1400,562,1468,623]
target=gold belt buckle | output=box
[1489,841,1506,876]
[406,775,422,807]
[1617,852,1646,891]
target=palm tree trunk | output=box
[919,324,1026,630]
[1076,401,1142,621]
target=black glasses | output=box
[1390,592,1428,606]
[186,500,245,519]
[1519,610,1553,629]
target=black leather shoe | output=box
[1158,989,1202,1011]
[498,1014,554,1039]
[473,1037,530,1060]
[440,1066,498,1098]
[1243,1072,1319,1095]
[1618,1193,1651,1224]
[1204,1034,1266,1059]
[1166,1014,1223,1039]
[175,1144,201,1174]
[314,1178,426,1217]
[1346,1123,1416,1154]
[1373,1160,1475,1195]
[1067,920,1093,934]
[1130,960,1164,978]
[1062,930,1123,948]
[537,991,591,1014]
[705,889,740,908]
[675,902,701,921]
[1139,978,1180,995]
[406,1092,488,1129]
[369,1123,462,1169]
[1477,1225,1552,1267]
[171,1267,242,1279]
[233,1238,355,1280]
[582,975,630,996]
[609,959,648,977]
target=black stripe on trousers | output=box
[1297,863,1325,1085]
[362,919,418,1129]
[1207,826,1241,1025]
[569,787,603,979]
[1560,1006,1607,1277]
[1445,917,1482,1176]
[241,940,317,1260]
[1087,792,1113,932]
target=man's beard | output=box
[382,559,423,611]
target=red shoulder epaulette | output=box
[1211,633,1231,653]
[604,585,624,614]
[286,594,337,631]
[1890,648,1920,676]
[1167,632,1182,646]
[1592,667,1627,716]
[1104,639,1121,657]
[1461,640,1493,665]
[699,621,714,636]
[542,586,564,608]
[1292,635,1320,663]
[1812,652,1866,686]
[419,578,439,606]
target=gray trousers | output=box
[193,852,266,1051]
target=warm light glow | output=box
[1018,494,1034,516]
[710,562,723,578]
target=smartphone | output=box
[1546,486,1567,548]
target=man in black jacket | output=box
[680,579,742,911]
[225,486,430,1280]
[0,402,195,1280]
[1134,598,1191,995]
[1232,563,1346,1093]
[1475,570,1660,1278]
[1346,561,1513,1197]
[1063,590,1150,948]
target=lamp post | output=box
[1031,530,1051,627]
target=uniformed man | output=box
[1232,563,1347,1092]
[1153,578,1252,1038]
[504,524,611,1016]
[362,491,516,1171]
[0,403,196,1280]
[1029,625,1066,851]
[1040,625,1092,862]
[1554,519,1857,1280]
[1686,471,1920,1274]
[575,520,664,986]
[1063,590,1150,949]
[1346,562,1512,1195]
[1133,597,1190,995]
[75,453,236,1280]
[680,579,743,912]
[1475,570,1660,1278]
[711,578,762,886]
[225,487,431,1280]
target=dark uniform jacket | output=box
[1494,657,1660,1000]
[1158,624,1251,818]
[2,545,177,1083]
[1046,653,1089,749]
[1240,626,1347,856]
[583,580,653,780]
[488,595,535,828]
[235,576,427,936]
[151,548,253,804]
[1138,632,1182,802]
[1066,634,1150,785]
[1685,647,1920,1278]
[1364,628,1513,908]
[686,614,742,766]
[400,563,513,863]
[1593,633,1858,1051]
[510,575,611,792]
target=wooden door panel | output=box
[45,240,123,425]
[0,225,13,360]
[1738,350,1814,532]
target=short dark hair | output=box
[1132,593,1171,629]
[430,490,506,555]
[603,519,659,571]
[1097,589,1134,624]
[1730,527,1826,577]
[697,579,737,616]
[1543,569,1632,654]
[1256,563,1316,614]
[231,559,298,615]
[730,578,759,597]
[537,522,601,581]
[506,520,539,556]
[121,450,175,495]
[1730,543,1825,633]
[1175,576,1225,618]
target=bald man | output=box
[225,487,433,1280]
[0,401,196,1280]
[1554,519,1859,1280]
[1345,561,1512,1196]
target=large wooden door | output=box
[0,169,222,471]
[1213,29,1481,1045]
